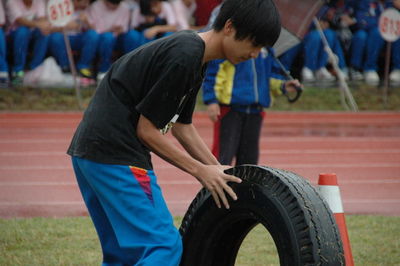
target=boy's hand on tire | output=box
[196,165,242,209]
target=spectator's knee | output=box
[49,32,64,44]
[13,26,30,39]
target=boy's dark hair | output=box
[213,0,281,48]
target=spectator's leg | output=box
[29,29,50,70]
[350,30,367,70]
[303,30,321,71]
[391,39,400,70]
[0,28,8,87]
[363,27,385,71]
[278,43,302,71]
[324,29,347,69]
[97,32,117,74]
[10,26,31,73]
[389,39,400,84]
[122,30,144,53]
[48,32,70,71]
[76,29,99,72]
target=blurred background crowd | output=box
[0,0,399,89]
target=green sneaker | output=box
[11,71,24,86]
[79,68,93,79]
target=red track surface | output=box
[0,112,399,218]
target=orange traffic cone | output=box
[318,173,354,266]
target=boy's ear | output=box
[223,19,234,36]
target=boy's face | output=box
[221,21,263,64]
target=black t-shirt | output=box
[67,30,206,169]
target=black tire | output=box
[179,165,344,266]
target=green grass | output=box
[0,215,399,265]
[1,84,400,111]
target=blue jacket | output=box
[202,48,284,113]
[349,0,388,30]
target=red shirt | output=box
[195,0,222,26]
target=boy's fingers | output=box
[211,190,221,209]
[217,187,230,209]
[223,183,238,201]
[224,173,242,184]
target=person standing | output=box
[202,48,301,165]
[67,0,281,264]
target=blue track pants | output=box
[71,156,182,266]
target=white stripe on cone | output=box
[318,185,344,213]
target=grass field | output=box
[1,84,399,265]
[0,215,399,265]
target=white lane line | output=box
[1,163,399,171]
[0,181,201,186]
[1,149,400,157]
[1,137,400,144]
[0,152,66,156]
[260,149,400,154]
[0,139,69,144]
[0,199,399,207]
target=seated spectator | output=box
[126,0,178,50]
[0,1,8,88]
[170,0,198,31]
[6,0,51,86]
[301,5,348,84]
[87,0,131,81]
[348,0,386,85]
[48,0,99,79]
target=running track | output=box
[0,112,399,218]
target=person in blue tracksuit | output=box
[202,48,302,165]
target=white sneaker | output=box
[97,72,107,83]
[364,70,380,85]
[315,67,336,82]
[338,68,349,81]
[389,69,400,84]
[301,67,315,82]
[350,68,363,81]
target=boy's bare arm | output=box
[137,115,241,209]
[171,122,219,165]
